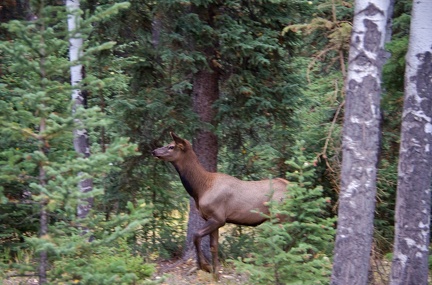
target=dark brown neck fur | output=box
[171,149,213,205]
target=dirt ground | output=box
[1,259,248,285]
[154,259,249,285]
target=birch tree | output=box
[66,0,93,221]
[330,1,394,284]
[390,1,432,284]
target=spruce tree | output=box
[0,1,154,283]
[135,0,312,263]
[235,142,335,285]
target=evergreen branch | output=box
[317,98,345,173]
[5,273,40,278]
[306,47,332,83]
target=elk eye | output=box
[168,146,174,150]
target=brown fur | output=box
[152,132,289,277]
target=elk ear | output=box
[170,132,186,149]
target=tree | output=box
[145,0,308,263]
[390,1,432,284]
[182,2,221,263]
[285,0,354,209]
[330,1,394,284]
[235,141,335,285]
[0,1,154,283]
[66,0,94,223]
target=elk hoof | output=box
[199,262,212,273]
[212,271,221,281]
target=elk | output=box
[152,132,289,277]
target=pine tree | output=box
[144,0,312,264]
[235,141,335,285]
[0,1,154,283]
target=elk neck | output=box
[171,151,213,204]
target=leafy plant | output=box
[234,141,335,285]
[50,237,155,285]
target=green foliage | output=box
[220,226,257,262]
[0,0,413,281]
[234,142,335,284]
[0,0,158,283]
[85,0,315,262]
[0,246,35,280]
[374,160,397,253]
[51,237,155,284]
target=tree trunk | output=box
[181,2,220,264]
[390,2,432,284]
[37,10,49,283]
[330,1,393,284]
[38,137,49,284]
[38,203,48,284]
[67,0,94,223]
[151,10,162,49]
[183,69,219,262]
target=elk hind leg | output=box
[193,219,223,273]
[210,228,220,279]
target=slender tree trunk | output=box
[38,202,48,284]
[67,0,93,223]
[38,138,49,284]
[37,7,49,282]
[330,1,393,284]
[151,10,162,49]
[390,2,432,284]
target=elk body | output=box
[152,132,289,277]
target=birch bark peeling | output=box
[67,0,93,220]
[390,1,432,284]
[330,1,392,284]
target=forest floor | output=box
[1,259,248,285]
[2,258,404,284]
[154,258,249,285]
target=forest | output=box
[1,0,431,284]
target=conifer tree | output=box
[235,141,335,284]
[143,0,311,264]
[0,1,154,283]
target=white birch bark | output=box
[67,0,93,221]
[390,1,432,284]
[330,1,393,284]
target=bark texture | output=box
[67,0,94,221]
[331,1,392,284]
[182,2,220,264]
[38,204,48,284]
[390,1,432,284]
[183,69,219,262]
[38,153,48,284]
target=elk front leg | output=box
[210,228,220,280]
[193,219,223,273]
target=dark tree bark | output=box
[36,8,49,283]
[181,3,221,265]
[151,10,163,49]
[390,1,432,284]
[38,150,48,285]
[330,1,393,284]
[183,69,220,262]
[38,201,48,284]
